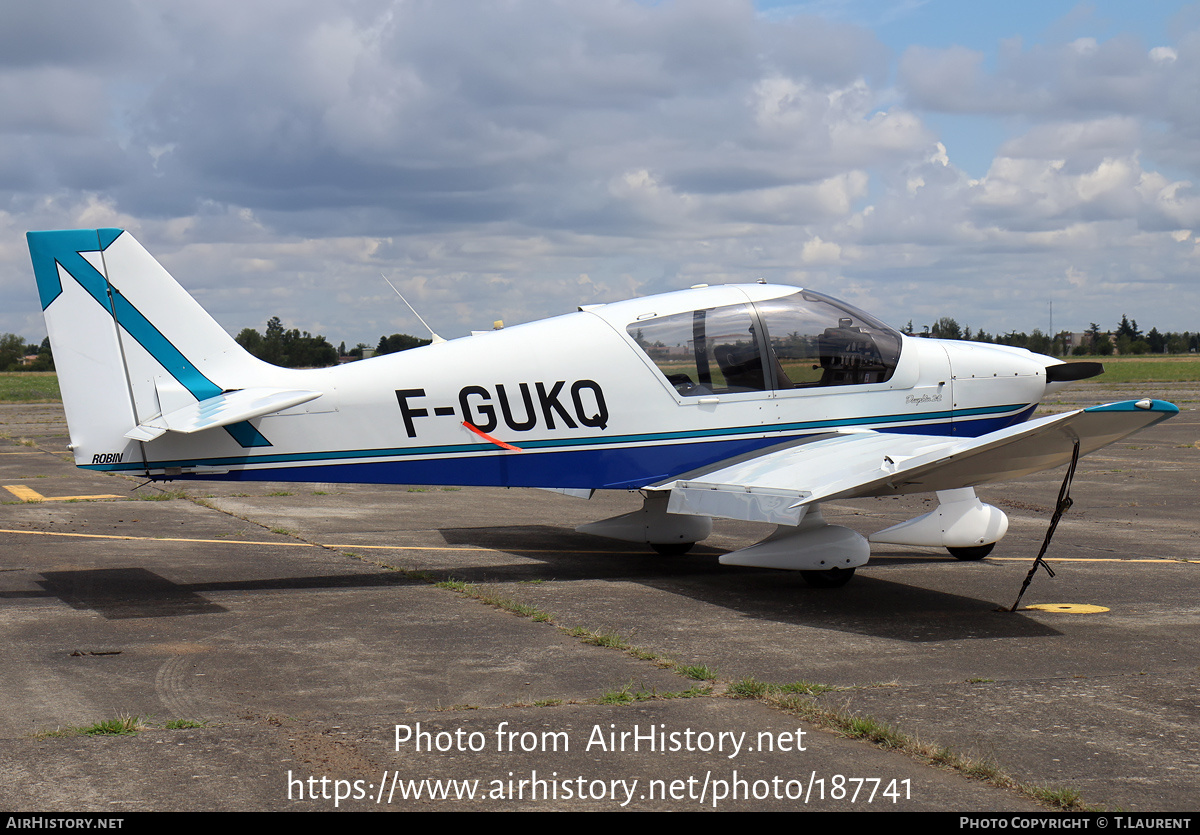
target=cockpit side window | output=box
[627,291,901,397]
[628,304,767,396]
[754,291,902,388]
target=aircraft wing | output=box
[657,399,1179,526]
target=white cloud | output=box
[1150,46,1177,64]
[2,2,1200,343]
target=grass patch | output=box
[563,626,676,667]
[677,663,717,681]
[843,714,908,749]
[573,628,627,649]
[84,716,143,736]
[164,719,206,729]
[1026,785,1085,809]
[596,682,711,705]
[1069,355,1200,383]
[728,676,833,698]
[434,578,554,622]
[597,684,642,705]
[42,715,144,738]
[728,677,1091,809]
[0,373,61,403]
[265,491,293,497]
[270,527,296,536]
[133,489,190,501]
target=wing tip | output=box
[1084,399,1179,415]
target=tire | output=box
[800,567,856,588]
[650,542,694,556]
[947,543,995,561]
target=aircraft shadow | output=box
[16,567,421,620]
[437,524,1061,642]
[10,538,1059,641]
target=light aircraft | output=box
[27,228,1177,587]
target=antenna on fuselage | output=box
[380,273,446,345]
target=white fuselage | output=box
[77,283,1056,490]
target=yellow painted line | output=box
[323,543,646,554]
[992,557,1194,564]
[0,526,1193,562]
[3,485,122,502]
[0,450,75,455]
[40,495,125,501]
[870,554,1193,564]
[0,527,636,555]
[0,528,315,546]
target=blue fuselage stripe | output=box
[82,403,1035,489]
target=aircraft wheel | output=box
[947,543,995,561]
[800,567,855,588]
[650,542,694,556]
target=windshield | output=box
[754,290,902,388]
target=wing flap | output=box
[660,399,1177,525]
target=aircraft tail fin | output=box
[27,229,290,468]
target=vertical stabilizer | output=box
[27,229,275,469]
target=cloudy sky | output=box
[2,1,1197,346]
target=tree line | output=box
[3,311,1193,373]
[0,318,431,373]
[908,315,1199,357]
[234,317,431,367]
[0,336,53,372]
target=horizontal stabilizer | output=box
[126,388,322,442]
[660,399,1177,525]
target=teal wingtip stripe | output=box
[1084,399,1179,414]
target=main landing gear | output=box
[580,489,1008,589]
[870,488,1007,560]
[947,543,996,561]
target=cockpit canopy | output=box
[627,289,903,396]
